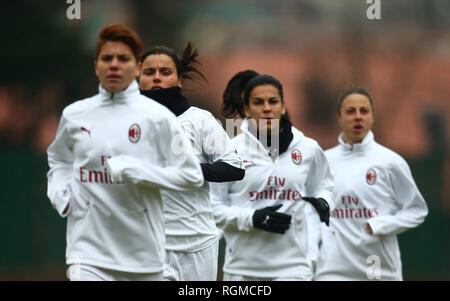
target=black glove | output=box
[302,197,330,226]
[252,204,292,234]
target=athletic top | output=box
[47,80,204,273]
[140,87,244,252]
[314,131,428,280]
[211,119,334,278]
[166,106,244,251]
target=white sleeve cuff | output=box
[54,187,71,217]
[106,157,125,183]
[238,208,256,232]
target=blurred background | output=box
[0,0,449,280]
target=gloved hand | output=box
[302,197,330,226]
[252,204,292,234]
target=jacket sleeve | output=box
[199,113,245,181]
[305,145,335,210]
[210,182,255,232]
[46,113,73,217]
[106,116,204,191]
[368,158,428,236]
[201,162,245,182]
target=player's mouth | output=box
[263,117,273,124]
[107,74,121,81]
[354,124,363,133]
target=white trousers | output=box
[223,272,312,281]
[164,239,219,281]
[67,264,163,281]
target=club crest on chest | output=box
[366,168,377,185]
[128,123,141,143]
[291,149,302,165]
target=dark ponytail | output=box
[141,41,207,86]
[222,70,259,118]
[222,70,285,119]
[179,41,208,86]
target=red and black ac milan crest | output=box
[291,149,302,165]
[366,168,377,185]
[128,123,141,143]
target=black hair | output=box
[338,85,374,115]
[140,41,207,86]
[222,70,284,118]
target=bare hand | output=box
[366,223,373,235]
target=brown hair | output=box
[141,41,208,86]
[222,70,284,119]
[338,85,374,115]
[95,24,143,61]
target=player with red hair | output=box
[47,24,204,281]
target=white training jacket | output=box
[162,106,243,252]
[210,119,334,279]
[47,81,204,273]
[314,131,428,280]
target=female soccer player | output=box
[210,70,334,280]
[138,42,245,281]
[314,86,428,280]
[47,24,204,281]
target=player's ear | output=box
[94,60,99,77]
[244,104,250,118]
[135,61,142,77]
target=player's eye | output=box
[160,68,173,76]
[118,55,131,62]
[100,55,112,62]
[143,69,155,75]
[269,98,280,104]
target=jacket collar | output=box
[240,117,294,159]
[140,86,191,117]
[99,80,140,103]
[338,130,375,153]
